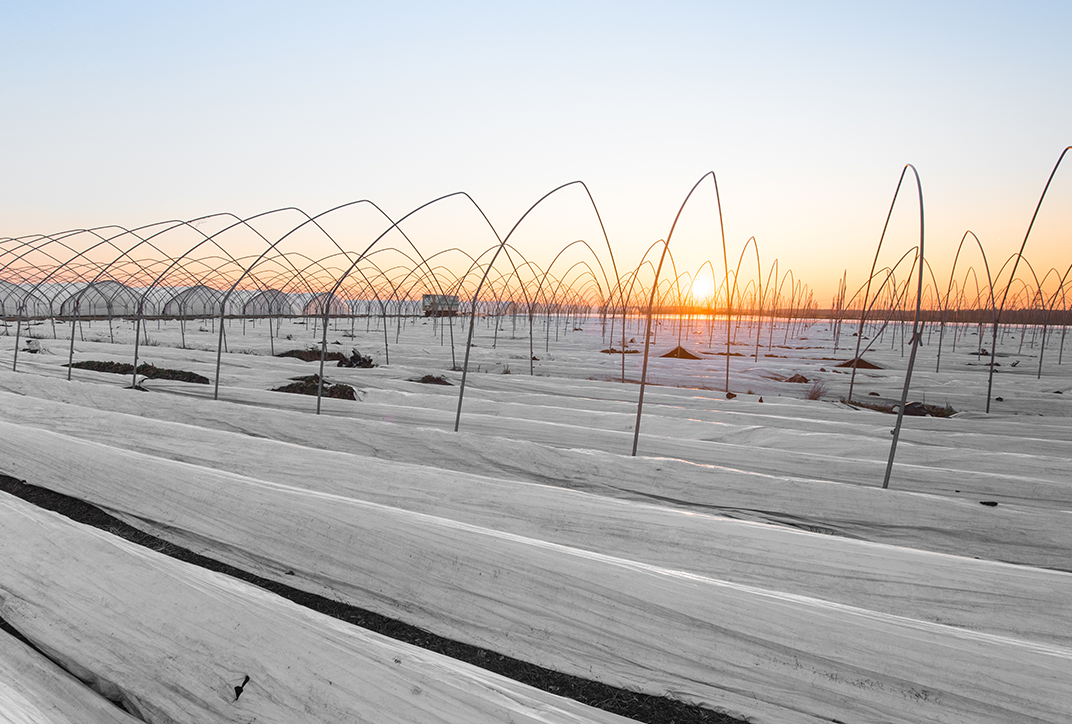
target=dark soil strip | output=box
[275,349,347,362]
[65,360,136,375]
[0,473,742,724]
[0,613,35,648]
[65,361,209,384]
[410,375,453,385]
[134,364,210,384]
[271,375,357,400]
[0,601,135,717]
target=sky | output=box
[2,1,1070,302]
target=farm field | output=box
[1,313,1071,723]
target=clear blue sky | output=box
[2,1,1069,300]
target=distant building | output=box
[422,294,459,317]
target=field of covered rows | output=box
[1,308,1071,724]
[5,156,1072,721]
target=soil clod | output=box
[271,375,356,400]
[337,349,375,368]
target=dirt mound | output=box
[835,357,883,370]
[661,346,701,360]
[271,375,356,400]
[600,348,639,354]
[65,360,209,384]
[135,364,210,385]
[275,349,348,363]
[785,374,809,383]
[67,360,134,375]
[848,398,957,418]
[410,375,452,386]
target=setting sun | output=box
[689,276,715,302]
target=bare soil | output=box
[271,375,357,400]
[275,348,348,362]
[65,361,210,384]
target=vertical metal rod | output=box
[12,314,22,372]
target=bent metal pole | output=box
[881,164,925,491]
